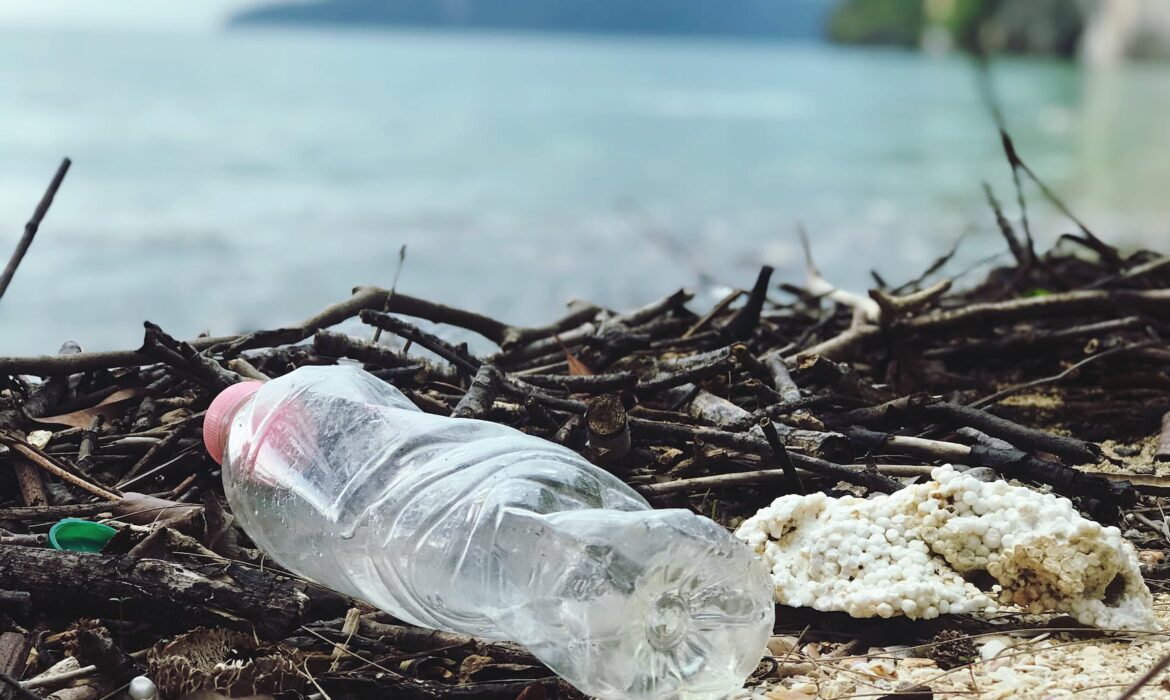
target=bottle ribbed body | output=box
[220,365,773,699]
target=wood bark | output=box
[0,546,307,639]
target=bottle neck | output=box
[203,381,263,465]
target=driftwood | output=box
[0,545,307,639]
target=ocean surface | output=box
[2,28,1169,356]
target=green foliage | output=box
[827,0,926,48]
[828,0,1086,57]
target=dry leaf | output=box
[31,387,148,428]
[514,682,547,700]
[114,492,203,529]
[554,335,593,376]
[764,689,816,700]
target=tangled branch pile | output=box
[1,220,1169,697]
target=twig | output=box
[0,432,120,501]
[788,325,881,363]
[895,290,1170,335]
[969,341,1151,408]
[724,265,773,339]
[923,316,1144,358]
[140,322,241,391]
[983,182,1029,271]
[0,158,71,302]
[629,418,899,493]
[760,417,805,494]
[21,651,149,691]
[451,365,502,420]
[371,243,407,344]
[892,227,968,295]
[683,288,744,338]
[1115,650,1170,700]
[358,310,482,374]
[119,413,202,484]
[516,371,637,394]
[494,289,693,365]
[0,670,43,700]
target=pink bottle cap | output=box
[203,381,263,464]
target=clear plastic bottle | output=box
[203,364,774,700]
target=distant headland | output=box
[229,0,832,41]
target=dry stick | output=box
[118,413,202,485]
[0,544,307,639]
[984,182,1031,271]
[636,345,734,392]
[21,652,149,692]
[226,357,270,381]
[1001,138,1039,268]
[643,464,936,497]
[975,61,1039,266]
[371,243,407,344]
[0,502,112,522]
[495,289,693,365]
[923,316,1144,358]
[314,330,458,385]
[362,285,602,350]
[0,433,119,501]
[891,227,969,296]
[516,371,637,394]
[765,354,802,404]
[10,454,48,508]
[1086,254,1170,290]
[728,343,770,383]
[0,158,71,302]
[0,288,621,376]
[969,341,1152,409]
[629,417,900,493]
[219,286,504,354]
[1115,650,1170,700]
[759,417,805,494]
[869,279,953,322]
[358,310,481,374]
[117,446,201,492]
[683,288,744,338]
[499,302,603,351]
[923,402,1100,465]
[898,290,1170,334]
[640,469,792,496]
[845,426,1134,508]
[74,629,144,686]
[450,365,502,420]
[833,395,1101,465]
[0,631,32,700]
[1018,152,1124,269]
[724,265,773,339]
[140,322,241,391]
[19,342,81,421]
[792,289,1170,363]
[0,671,41,700]
[75,415,103,474]
[788,324,881,363]
[14,282,543,374]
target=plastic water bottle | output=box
[203,364,774,699]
